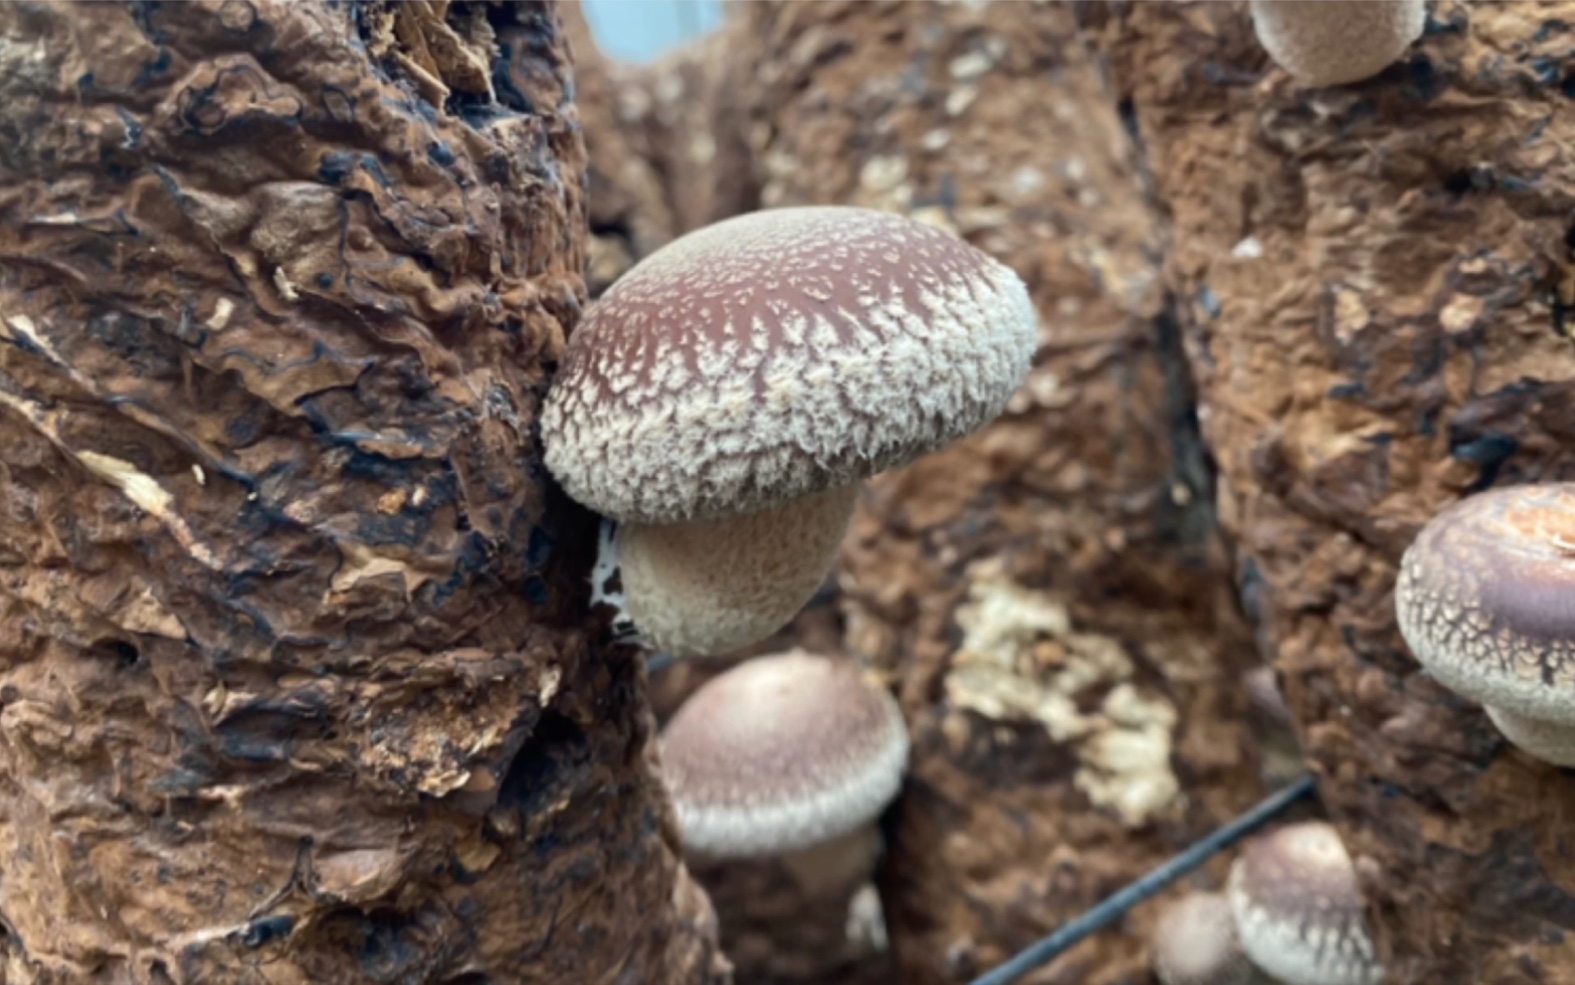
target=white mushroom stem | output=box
[777,823,883,899]
[1482,705,1575,768]
[617,483,859,658]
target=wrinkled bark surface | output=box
[735,3,1266,983]
[0,2,723,982]
[1092,2,1575,981]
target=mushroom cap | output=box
[1249,0,1425,88]
[1228,821,1383,985]
[659,650,910,858]
[1243,665,1293,728]
[1151,891,1257,985]
[541,206,1037,524]
[1395,483,1575,727]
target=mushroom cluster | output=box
[1395,482,1575,766]
[1154,821,1385,985]
[1248,0,1426,88]
[541,206,1037,658]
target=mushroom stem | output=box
[1482,705,1575,767]
[618,483,859,658]
[777,823,883,899]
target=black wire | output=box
[968,772,1319,985]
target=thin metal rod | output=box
[968,772,1319,985]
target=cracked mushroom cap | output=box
[1249,0,1425,88]
[541,206,1037,524]
[659,650,909,857]
[1228,822,1383,985]
[1395,484,1575,732]
[1152,891,1257,985]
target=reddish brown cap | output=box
[541,206,1036,524]
[658,650,909,857]
[1228,822,1383,985]
[1395,483,1575,730]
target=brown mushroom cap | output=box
[659,650,909,857]
[541,206,1036,524]
[1228,821,1383,985]
[1152,891,1257,985]
[1249,0,1425,88]
[1395,483,1575,729]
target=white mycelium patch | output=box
[1228,822,1384,985]
[1395,483,1575,764]
[660,651,910,858]
[541,206,1037,524]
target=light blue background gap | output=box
[580,0,724,64]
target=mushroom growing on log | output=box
[541,205,1037,659]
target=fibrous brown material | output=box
[0,2,722,982]
[1094,0,1575,980]
[735,2,1266,983]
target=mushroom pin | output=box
[1152,891,1261,985]
[541,206,1036,657]
[1396,482,1575,767]
[1228,821,1384,985]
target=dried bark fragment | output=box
[733,2,1266,983]
[0,2,723,982]
[1091,0,1575,980]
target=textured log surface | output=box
[0,2,723,982]
[1093,2,1575,981]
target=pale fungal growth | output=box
[1151,891,1258,985]
[1249,0,1426,88]
[1395,483,1575,766]
[1229,821,1384,985]
[541,205,1036,657]
[658,650,910,897]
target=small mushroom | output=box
[1249,0,1425,88]
[1395,483,1575,766]
[541,205,1036,657]
[1228,821,1384,985]
[1243,665,1306,787]
[658,650,909,897]
[1151,891,1260,985]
